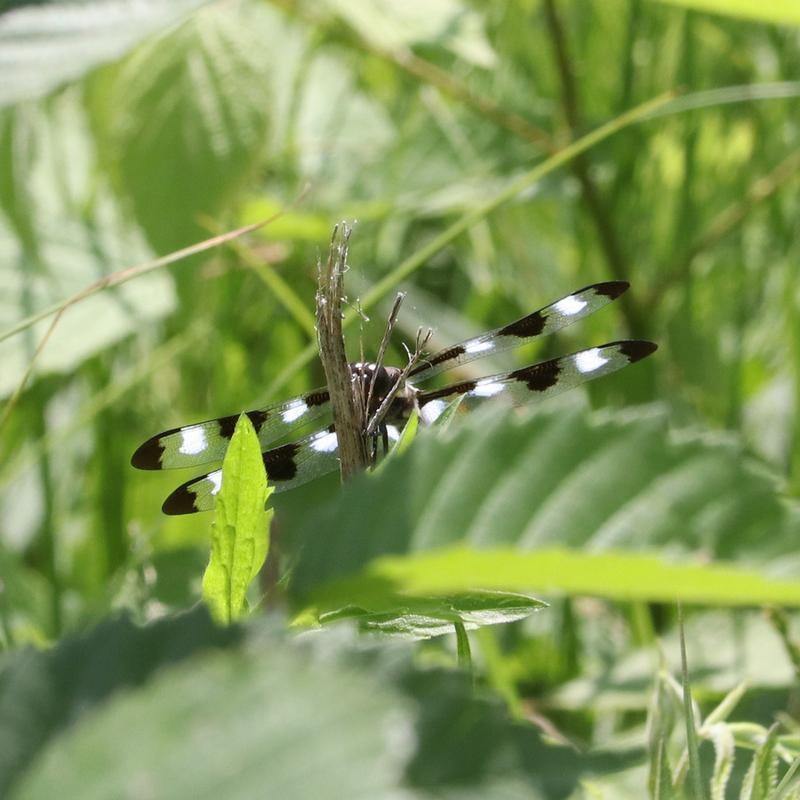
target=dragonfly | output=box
[132,281,656,515]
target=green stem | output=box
[454,621,472,675]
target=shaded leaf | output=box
[0,608,240,797]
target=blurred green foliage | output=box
[2,0,800,796]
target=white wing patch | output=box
[179,427,208,456]
[419,399,447,425]
[208,470,223,495]
[465,340,494,354]
[553,295,588,316]
[281,401,308,424]
[310,431,339,453]
[575,348,609,374]
[470,380,505,398]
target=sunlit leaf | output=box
[0,0,211,107]
[202,414,271,625]
[88,2,278,252]
[0,95,175,400]
[656,0,800,25]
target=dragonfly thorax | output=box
[349,362,418,422]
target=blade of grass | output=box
[0,217,276,347]
[775,754,800,799]
[679,603,707,800]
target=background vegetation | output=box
[2,0,800,796]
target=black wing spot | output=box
[431,345,466,367]
[263,442,300,482]
[618,340,658,363]
[305,390,330,408]
[217,414,239,440]
[591,280,629,299]
[510,359,561,392]
[498,311,546,338]
[246,409,269,431]
[418,380,477,404]
[162,484,200,516]
[131,434,167,470]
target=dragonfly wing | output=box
[418,340,656,423]
[410,281,630,382]
[131,387,331,470]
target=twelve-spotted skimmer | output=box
[132,281,656,514]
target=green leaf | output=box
[0,96,176,399]
[0,608,239,798]
[88,2,278,252]
[0,0,212,108]
[288,406,800,614]
[12,629,413,800]
[303,547,800,619]
[316,590,546,640]
[655,0,800,25]
[4,612,640,799]
[202,414,271,625]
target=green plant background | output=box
[2,0,800,797]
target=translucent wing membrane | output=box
[409,281,630,382]
[131,386,331,470]
[417,340,657,424]
[162,426,339,514]
[162,425,401,515]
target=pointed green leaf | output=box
[202,414,271,625]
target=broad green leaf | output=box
[13,632,413,800]
[3,611,640,799]
[202,414,271,625]
[656,0,800,25]
[288,406,800,612]
[88,2,285,253]
[0,608,239,798]
[0,0,212,108]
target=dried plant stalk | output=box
[315,224,370,482]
